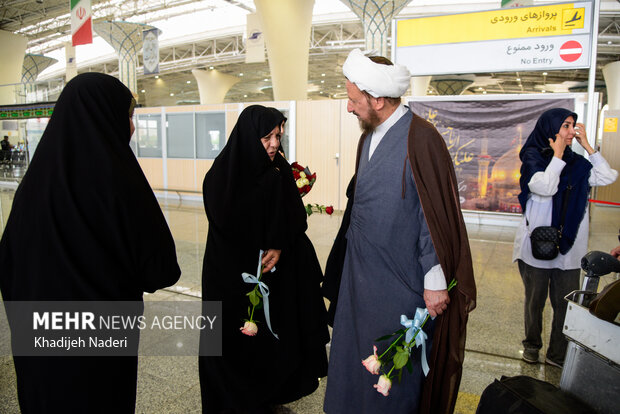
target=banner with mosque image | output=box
[409,98,573,214]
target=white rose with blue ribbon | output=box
[240,249,278,339]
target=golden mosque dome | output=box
[490,145,522,189]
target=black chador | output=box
[0,73,181,413]
[199,105,329,413]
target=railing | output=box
[0,79,64,106]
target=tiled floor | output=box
[0,188,618,413]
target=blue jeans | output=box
[517,260,580,363]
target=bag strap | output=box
[525,184,572,234]
[557,184,572,235]
[557,168,573,235]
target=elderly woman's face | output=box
[261,123,283,160]
[557,116,576,146]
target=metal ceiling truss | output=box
[2,0,244,53]
[4,1,620,105]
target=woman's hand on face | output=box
[574,123,595,154]
[262,249,281,273]
[550,136,566,159]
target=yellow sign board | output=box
[397,3,588,47]
[603,117,618,133]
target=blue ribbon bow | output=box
[400,308,430,376]
[241,250,278,339]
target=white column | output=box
[340,0,409,57]
[191,69,240,104]
[94,21,157,97]
[603,61,620,110]
[0,30,28,105]
[22,54,57,83]
[255,0,314,101]
[410,76,431,96]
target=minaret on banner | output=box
[71,0,93,46]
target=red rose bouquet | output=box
[291,162,316,197]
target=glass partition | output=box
[166,113,195,158]
[133,106,297,162]
[25,118,47,161]
[195,112,225,159]
[136,114,162,157]
[279,109,290,158]
[1,118,48,181]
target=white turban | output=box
[342,48,411,98]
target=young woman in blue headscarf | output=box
[512,108,617,368]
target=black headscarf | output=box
[203,105,303,249]
[518,107,593,254]
[0,72,180,301]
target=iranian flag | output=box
[71,0,92,46]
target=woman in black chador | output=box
[0,73,181,413]
[199,105,329,413]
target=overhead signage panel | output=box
[394,1,593,76]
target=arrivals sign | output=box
[394,1,593,76]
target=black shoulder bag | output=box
[528,184,572,260]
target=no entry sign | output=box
[559,40,583,62]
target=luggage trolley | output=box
[560,251,620,414]
[476,251,620,414]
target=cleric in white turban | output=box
[323,48,477,414]
[342,48,411,98]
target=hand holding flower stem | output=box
[363,279,458,396]
[240,250,279,338]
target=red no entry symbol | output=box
[559,40,582,62]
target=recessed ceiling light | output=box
[154,75,159,79]
[244,94,247,98]
[209,66,214,70]
[516,78,521,81]
[482,91,487,94]
[608,41,613,45]
[141,89,145,93]
[542,72,548,76]
[264,78,268,81]
[321,80,324,83]
[239,73,244,76]
[319,91,323,94]
[321,73,325,77]
[170,93,174,96]
[337,85,341,88]
[478,87,483,90]
[186,80,191,84]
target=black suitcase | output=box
[476,375,596,414]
